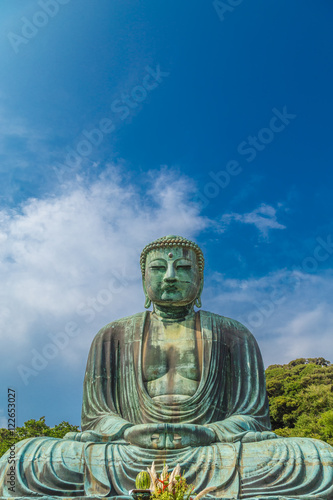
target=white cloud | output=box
[221,203,286,238]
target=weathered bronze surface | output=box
[1,235,333,499]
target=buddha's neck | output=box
[152,303,195,322]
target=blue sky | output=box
[0,0,333,428]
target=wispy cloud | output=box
[0,105,52,204]
[221,203,286,238]
[0,105,46,161]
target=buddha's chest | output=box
[142,315,202,402]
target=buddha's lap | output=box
[240,436,333,473]
[2,434,333,472]
[1,435,333,498]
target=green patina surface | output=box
[1,235,333,498]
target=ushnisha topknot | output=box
[140,235,204,277]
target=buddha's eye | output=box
[150,266,166,271]
[176,265,191,270]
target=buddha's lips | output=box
[162,284,178,291]
[161,280,192,291]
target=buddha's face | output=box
[144,247,202,307]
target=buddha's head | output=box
[140,235,204,309]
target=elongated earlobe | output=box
[194,297,202,308]
[142,278,151,308]
[194,278,204,308]
[144,296,152,309]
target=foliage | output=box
[265,357,333,445]
[0,416,79,458]
[145,462,215,500]
[147,463,194,500]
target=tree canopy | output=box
[266,357,333,445]
[0,416,79,458]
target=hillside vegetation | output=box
[0,417,79,458]
[266,357,333,445]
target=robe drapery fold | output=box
[81,311,271,437]
[1,311,333,498]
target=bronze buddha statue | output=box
[1,235,332,498]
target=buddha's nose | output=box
[164,264,177,282]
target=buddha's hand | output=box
[124,423,216,449]
[63,431,107,442]
[241,431,279,443]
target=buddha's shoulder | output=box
[199,310,254,341]
[92,312,147,341]
[101,311,146,329]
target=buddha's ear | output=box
[142,277,151,309]
[195,277,204,308]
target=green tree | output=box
[0,417,79,458]
[265,357,333,445]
